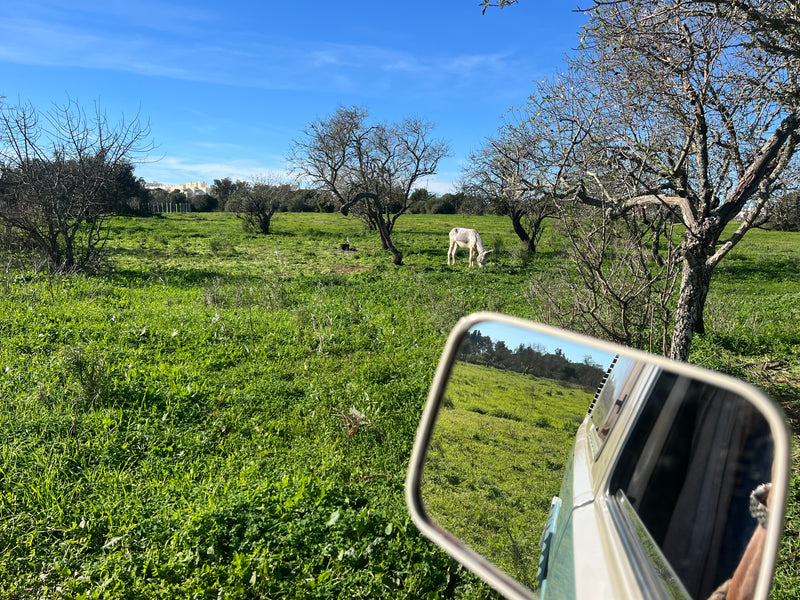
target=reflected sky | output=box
[471,322,617,368]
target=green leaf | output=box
[326,508,340,527]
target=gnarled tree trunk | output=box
[669,253,715,362]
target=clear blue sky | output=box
[473,321,617,368]
[2,1,588,194]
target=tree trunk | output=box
[375,215,403,265]
[509,213,531,248]
[390,245,403,265]
[669,254,715,361]
[259,211,272,235]
[384,233,403,265]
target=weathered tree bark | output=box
[509,212,532,249]
[670,111,800,359]
[669,246,716,361]
[374,213,403,265]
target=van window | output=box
[589,356,645,449]
[608,372,773,599]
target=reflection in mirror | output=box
[607,371,774,600]
[415,318,781,600]
[420,322,615,589]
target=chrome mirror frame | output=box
[405,312,790,600]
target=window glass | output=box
[589,356,643,444]
[608,373,773,599]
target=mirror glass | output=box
[418,320,776,599]
[420,322,616,589]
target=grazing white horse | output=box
[447,227,493,267]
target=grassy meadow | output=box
[421,361,593,589]
[0,212,798,599]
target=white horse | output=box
[447,227,493,267]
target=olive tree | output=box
[0,99,152,272]
[227,175,291,234]
[210,177,242,209]
[289,106,450,265]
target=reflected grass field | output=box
[421,361,592,588]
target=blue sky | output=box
[472,322,617,367]
[2,1,588,194]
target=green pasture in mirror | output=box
[406,313,790,600]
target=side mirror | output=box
[406,312,790,600]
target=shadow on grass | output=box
[112,267,266,288]
[717,256,800,283]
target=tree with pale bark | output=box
[288,106,450,265]
[489,1,800,360]
[580,0,800,360]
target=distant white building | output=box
[145,181,209,198]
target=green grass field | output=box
[0,212,798,598]
[422,361,593,589]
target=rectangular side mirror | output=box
[406,312,790,600]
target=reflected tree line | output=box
[458,330,608,391]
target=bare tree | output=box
[227,175,291,234]
[463,114,559,253]
[289,106,450,265]
[493,2,799,360]
[692,0,800,61]
[479,1,800,360]
[767,190,800,230]
[495,74,682,352]
[530,200,682,354]
[572,1,800,360]
[0,99,152,272]
[480,0,519,12]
